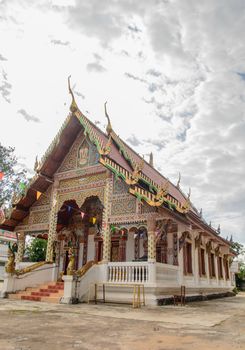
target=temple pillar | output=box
[147,219,156,262]
[205,245,210,284]
[16,231,25,263]
[193,231,200,285]
[147,219,157,284]
[215,254,219,284]
[102,172,113,262]
[46,182,58,262]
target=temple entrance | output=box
[56,196,103,275]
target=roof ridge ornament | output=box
[34,155,40,173]
[182,187,191,213]
[104,101,113,135]
[149,152,154,167]
[156,180,169,200]
[125,157,144,185]
[177,172,181,188]
[68,75,78,113]
[99,134,112,156]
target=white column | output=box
[178,231,184,286]
[215,255,219,285]
[205,250,210,285]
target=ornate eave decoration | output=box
[195,233,202,248]
[206,240,212,254]
[215,245,221,257]
[179,231,189,251]
[125,159,144,185]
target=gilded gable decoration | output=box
[58,132,100,173]
[78,139,89,167]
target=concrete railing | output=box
[107,262,149,284]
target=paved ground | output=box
[0,293,245,350]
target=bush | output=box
[25,238,47,262]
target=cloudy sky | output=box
[0,0,245,243]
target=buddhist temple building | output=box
[0,79,235,305]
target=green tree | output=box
[231,241,245,257]
[25,238,47,262]
[0,142,27,207]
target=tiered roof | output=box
[0,79,231,247]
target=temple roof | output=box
[0,84,231,247]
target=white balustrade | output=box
[107,262,149,284]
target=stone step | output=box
[8,293,22,300]
[39,288,59,293]
[7,281,64,304]
[31,291,51,297]
[25,287,40,292]
[21,295,41,302]
[47,285,64,290]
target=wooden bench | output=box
[88,283,145,308]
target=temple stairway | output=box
[7,282,64,303]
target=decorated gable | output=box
[58,131,100,173]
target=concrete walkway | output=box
[0,293,245,349]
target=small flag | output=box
[80,212,85,219]
[155,230,160,237]
[0,172,4,181]
[36,191,42,200]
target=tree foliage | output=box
[25,238,47,262]
[231,241,245,257]
[0,142,27,207]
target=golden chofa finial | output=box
[68,75,78,113]
[34,156,39,172]
[104,101,113,135]
[149,152,154,167]
[177,172,181,188]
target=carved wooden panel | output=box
[59,173,107,190]
[29,210,50,225]
[113,178,129,194]
[58,188,104,210]
[111,198,136,215]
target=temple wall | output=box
[87,235,95,262]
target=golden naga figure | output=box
[126,159,144,185]
[67,248,75,276]
[5,242,18,274]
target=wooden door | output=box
[111,241,119,262]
